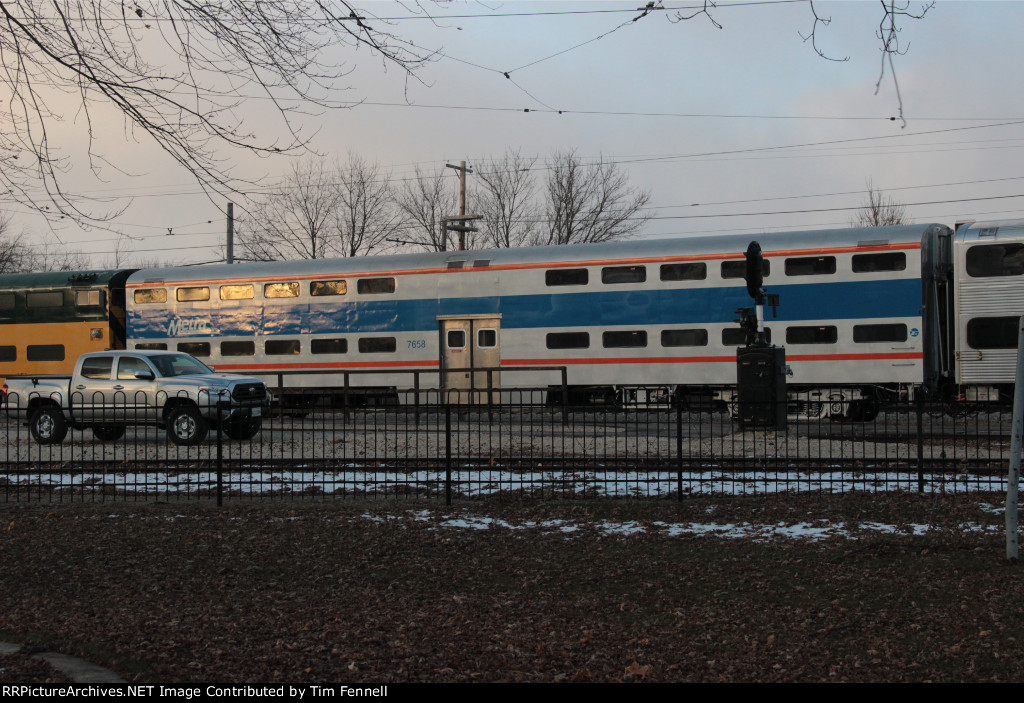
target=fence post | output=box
[1005,316,1024,561]
[216,399,225,508]
[916,390,924,493]
[676,398,683,502]
[445,401,452,506]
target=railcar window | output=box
[134,288,167,304]
[785,256,836,276]
[358,278,396,294]
[75,290,103,307]
[603,330,647,348]
[660,263,707,281]
[966,243,1024,277]
[310,280,347,296]
[852,252,906,272]
[80,356,112,380]
[177,342,210,357]
[447,330,466,349]
[786,326,838,344]
[221,341,255,356]
[478,329,497,348]
[135,343,168,351]
[601,266,646,284]
[265,282,300,298]
[0,346,15,362]
[722,328,771,345]
[176,287,210,302]
[265,339,300,355]
[26,291,63,308]
[0,292,13,310]
[662,329,708,347]
[26,344,65,362]
[359,337,397,353]
[853,324,908,343]
[967,317,1019,349]
[311,338,348,354]
[546,332,590,349]
[722,260,769,279]
[220,284,254,300]
[545,269,589,286]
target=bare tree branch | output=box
[851,178,909,227]
[393,165,458,252]
[473,149,539,249]
[333,152,403,257]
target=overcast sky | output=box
[7,0,1024,267]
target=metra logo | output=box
[167,318,211,336]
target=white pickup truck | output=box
[2,350,268,445]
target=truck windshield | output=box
[145,353,214,377]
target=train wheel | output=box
[224,418,262,441]
[167,406,209,446]
[30,406,68,445]
[93,425,126,442]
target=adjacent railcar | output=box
[0,269,134,383]
[123,224,953,405]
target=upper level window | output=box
[601,266,646,284]
[358,278,396,294]
[26,291,63,308]
[0,293,14,310]
[177,287,210,302]
[966,243,1024,277]
[220,284,254,300]
[967,317,1019,349]
[311,280,346,296]
[264,282,300,298]
[660,263,706,281]
[134,288,167,304]
[545,269,589,286]
[853,252,906,273]
[75,290,103,307]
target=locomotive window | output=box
[220,284,254,300]
[221,341,255,356]
[967,317,1019,349]
[545,269,589,286]
[601,266,646,284]
[311,338,348,354]
[853,324,908,343]
[265,339,300,355]
[447,330,466,349]
[786,326,838,344]
[785,256,836,276]
[546,332,590,349]
[660,263,707,281]
[852,252,906,272]
[722,328,771,345]
[177,342,210,357]
[134,343,168,351]
[358,278,396,294]
[966,243,1024,277]
[310,280,347,296]
[134,288,167,304]
[0,292,13,310]
[75,290,103,308]
[0,345,15,362]
[603,330,647,348]
[722,260,769,279]
[264,282,300,298]
[359,337,397,353]
[662,329,708,347]
[26,344,65,362]
[80,356,113,380]
[26,291,63,308]
[176,287,210,302]
[478,329,497,348]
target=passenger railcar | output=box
[122,223,957,410]
[0,269,134,383]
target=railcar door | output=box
[439,316,501,403]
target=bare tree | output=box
[473,150,540,249]
[238,158,340,262]
[541,151,650,246]
[393,166,459,252]
[0,1,431,223]
[333,153,403,258]
[0,212,33,273]
[851,180,909,227]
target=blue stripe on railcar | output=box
[128,279,921,339]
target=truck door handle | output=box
[75,385,86,390]
[113,385,125,390]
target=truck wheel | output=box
[30,406,68,445]
[167,406,209,446]
[224,418,262,441]
[93,425,126,442]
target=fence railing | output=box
[0,387,1012,502]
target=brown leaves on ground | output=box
[0,493,1019,683]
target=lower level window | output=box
[221,341,255,356]
[26,344,64,361]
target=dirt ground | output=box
[1,492,1021,683]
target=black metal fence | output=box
[0,387,1012,502]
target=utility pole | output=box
[226,201,234,264]
[444,161,482,251]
